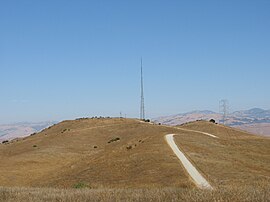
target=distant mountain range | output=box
[153,108,270,136]
[0,121,57,142]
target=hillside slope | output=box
[0,118,269,191]
[0,118,191,188]
[173,121,270,187]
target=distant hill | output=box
[0,121,57,142]
[153,108,270,136]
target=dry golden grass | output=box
[0,118,191,188]
[174,121,270,188]
[0,184,269,202]
[0,118,269,201]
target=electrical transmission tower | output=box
[140,58,145,120]
[219,99,229,125]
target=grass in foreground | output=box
[175,121,270,188]
[0,184,269,202]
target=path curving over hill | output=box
[165,134,213,190]
[176,127,219,138]
[161,124,219,138]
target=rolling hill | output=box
[0,118,269,201]
[153,108,270,136]
[0,118,192,188]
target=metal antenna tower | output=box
[219,99,229,125]
[140,58,145,120]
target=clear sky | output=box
[1,0,270,124]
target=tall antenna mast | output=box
[140,58,145,120]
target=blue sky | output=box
[0,0,270,123]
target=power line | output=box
[219,99,229,125]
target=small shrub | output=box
[73,182,88,189]
[93,146,98,149]
[209,119,216,123]
[126,145,132,150]
[2,140,8,144]
[33,145,37,148]
[108,137,120,144]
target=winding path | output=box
[176,127,219,138]
[165,134,213,190]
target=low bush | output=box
[126,145,132,150]
[108,137,120,144]
[73,182,88,189]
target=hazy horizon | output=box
[1,0,270,124]
[1,107,269,125]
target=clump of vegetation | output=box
[93,146,98,149]
[73,182,88,189]
[108,137,120,144]
[209,119,216,123]
[143,119,151,122]
[33,145,37,148]
[60,129,71,134]
[126,145,132,150]
[47,123,57,130]
[2,140,8,144]
[76,117,90,120]
[30,133,37,136]
[86,116,112,120]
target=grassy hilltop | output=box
[0,118,269,201]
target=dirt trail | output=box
[176,127,218,138]
[165,134,213,190]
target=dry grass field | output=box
[175,121,270,188]
[0,118,269,201]
[0,185,269,202]
[0,118,191,188]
